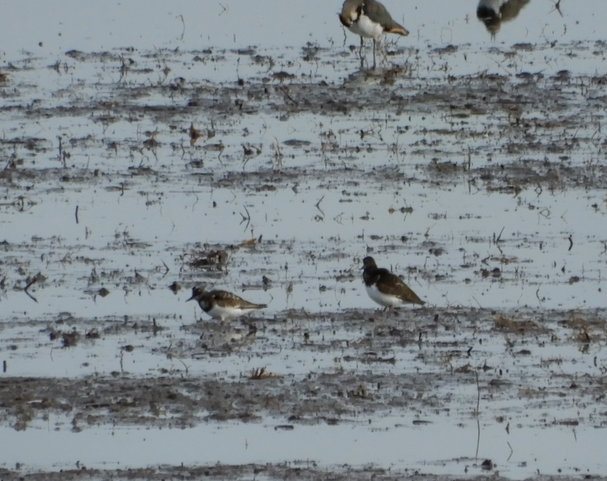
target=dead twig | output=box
[553,0,563,16]
[240,204,251,230]
[161,260,170,276]
[250,367,274,379]
[494,227,505,243]
[24,273,44,303]
[315,195,325,216]
[176,14,186,41]
[475,370,481,459]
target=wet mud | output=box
[1,466,587,481]
[1,40,607,479]
[1,307,606,431]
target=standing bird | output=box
[339,0,409,68]
[362,256,425,309]
[186,286,267,322]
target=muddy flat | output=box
[1,1,607,479]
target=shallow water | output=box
[1,1,607,480]
[3,417,605,479]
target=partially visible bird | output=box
[362,256,425,309]
[186,286,267,322]
[476,0,530,36]
[339,0,409,68]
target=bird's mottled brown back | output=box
[212,290,267,310]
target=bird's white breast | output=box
[366,284,404,308]
[206,304,245,322]
[349,15,384,39]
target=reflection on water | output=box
[476,0,530,36]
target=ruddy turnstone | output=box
[362,256,425,308]
[186,286,267,322]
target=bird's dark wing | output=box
[375,269,425,305]
[363,1,408,35]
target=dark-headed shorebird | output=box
[476,0,530,36]
[339,0,409,68]
[187,286,267,322]
[362,256,425,309]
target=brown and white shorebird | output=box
[186,286,267,322]
[339,0,409,68]
[362,256,425,309]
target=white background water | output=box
[1,0,607,478]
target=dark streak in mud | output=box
[0,465,568,481]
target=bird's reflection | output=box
[476,0,530,36]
